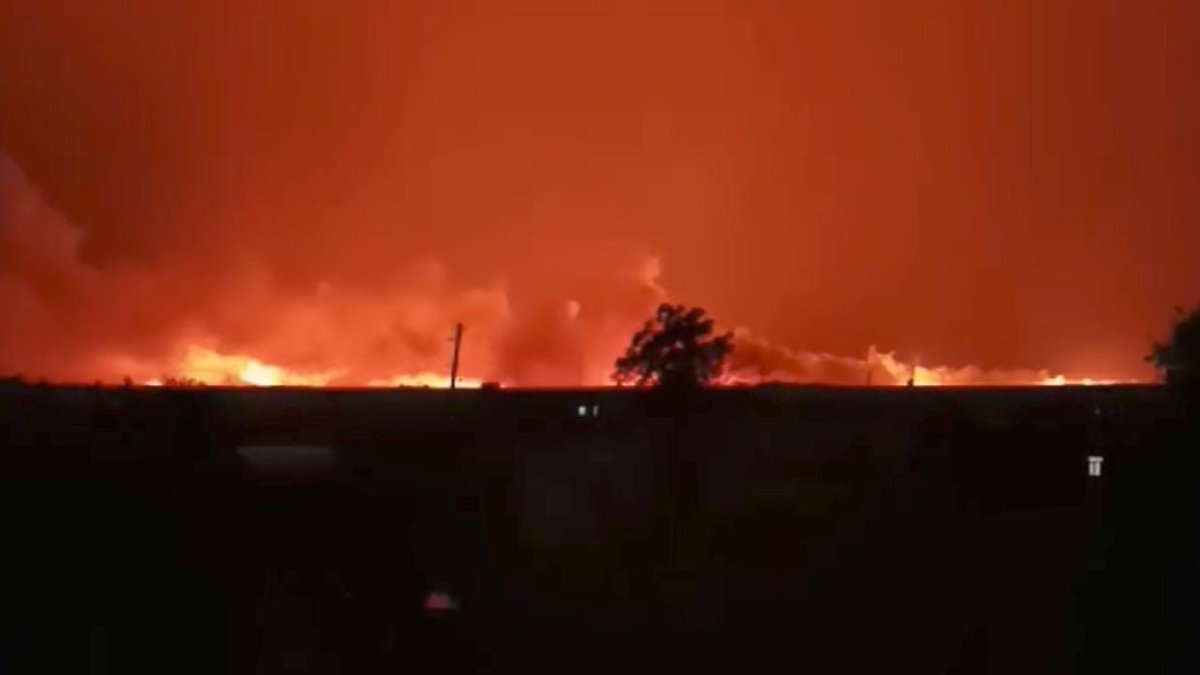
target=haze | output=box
[2,1,1198,385]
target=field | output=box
[0,383,1195,673]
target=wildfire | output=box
[1039,376,1115,386]
[157,347,343,387]
[135,343,1128,389]
[0,117,1161,396]
[367,374,485,389]
[143,346,487,389]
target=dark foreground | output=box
[1,383,1197,673]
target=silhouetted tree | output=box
[613,303,733,389]
[1148,305,1200,390]
[1137,305,1200,667]
[614,304,731,604]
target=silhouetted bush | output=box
[162,376,205,387]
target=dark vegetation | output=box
[0,382,1195,673]
[0,306,1197,672]
[1148,303,1200,392]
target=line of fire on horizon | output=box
[125,343,1130,390]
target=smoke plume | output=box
[0,153,1106,387]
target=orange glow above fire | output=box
[1,2,1194,391]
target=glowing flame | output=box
[142,346,488,389]
[1039,375,1113,386]
[138,343,1129,389]
[170,347,342,387]
[367,373,485,389]
[717,340,1132,388]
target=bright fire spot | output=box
[170,346,343,387]
[367,373,485,389]
[144,346,487,388]
[1040,376,1114,386]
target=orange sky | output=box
[1,1,1198,385]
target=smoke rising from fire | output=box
[0,153,1118,387]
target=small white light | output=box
[1087,455,1104,477]
[591,404,599,417]
[577,405,588,417]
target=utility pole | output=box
[449,322,463,390]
